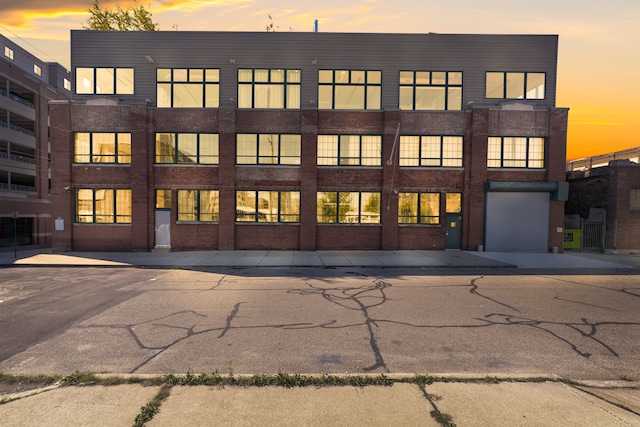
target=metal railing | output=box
[0,119,35,137]
[0,87,35,108]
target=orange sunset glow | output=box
[2,0,638,162]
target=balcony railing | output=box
[0,150,36,164]
[0,119,35,137]
[0,182,36,192]
[0,87,35,108]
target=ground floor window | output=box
[177,190,219,222]
[236,191,300,223]
[317,191,381,224]
[75,189,132,223]
[398,192,440,224]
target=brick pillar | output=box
[547,108,569,251]
[466,108,490,250]
[300,110,318,250]
[218,108,237,250]
[50,101,73,252]
[130,104,150,251]
[382,111,401,250]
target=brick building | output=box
[1,34,71,250]
[566,152,640,252]
[50,31,568,252]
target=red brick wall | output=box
[235,225,300,250]
[317,226,382,250]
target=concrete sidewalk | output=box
[1,248,638,269]
[1,377,639,426]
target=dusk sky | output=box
[1,0,638,161]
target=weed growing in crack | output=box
[60,371,99,386]
[133,384,171,427]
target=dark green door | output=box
[446,213,462,249]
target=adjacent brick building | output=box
[0,34,71,250]
[50,31,568,252]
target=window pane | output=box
[177,134,197,163]
[173,84,203,108]
[76,189,94,222]
[317,192,337,223]
[335,86,364,109]
[92,133,116,163]
[258,191,278,222]
[76,68,94,94]
[156,133,176,163]
[238,84,252,108]
[366,86,381,110]
[178,190,197,221]
[431,72,446,85]
[360,192,380,223]
[486,72,504,98]
[199,134,219,164]
[173,69,188,82]
[342,192,359,223]
[447,87,462,110]
[254,69,269,82]
[506,72,525,99]
[446,193,462,213]
[318,86,333,109]
[399,86,413,110]
[116,189,132,223]
[96,68,114,94]
[156,189,171,209]
[205,84,219,108]
[526,73,545,99]
[416,72,430,85]
[317,135,338,165]
[157,69,172,82]
[238,69,252,82]
[117,134,131,163]
[421,136,441,166]
[74,133,91,163]
[335,70,350,83]
[420,193,439,224]
[487,137,502,167]
[503,137,526,167]
[415,87,445,110]
[339,135,360,165]
[199,190,219,221]
[528,137,545,168]
[398,193,418,223]
[258,134,279,164]
[116,68,134,94]
[236,191,256,222]
[280,191,300,222]
[189,69,203,82]
[205,69,219,82]
[442,136,463,167]
[318,70,333,83]
[271,69,284,82]
[367,71,381,84]
[280,134,301,165]
[95,189,114,223]
[157,83,171,108]
[287,69,301,83]
[237,134,257,164]
[448,72,463,85]
[399,71,414,85]
[399,136,419,166]
[361,136,381,166]
[254,84,284,108]
[286,84,300,109]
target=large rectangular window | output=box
[399,136,463,167]
[398,192,440,224]
[486,72,545,100]
[236,134,301,165]
[236,191,300,223]
[76,67,134,95]
[399,71,462,110]
[75,189,132,223]
[74,132,131,164]
[155,133,219,164]
[177,190,219,222]
[487,137,545,169]
[318,70,381,110]
[238,69,300,109]
[157,68,219,108]
[317,191,381,224]
[317,135,381,166]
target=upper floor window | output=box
[398,192,440,224]
[177,189,219,222]
[74,132,131,164]
[155,133,219,164]
[4,46,14,60]
[157,68,219,108]
[76,67,134,95]
[238,69,300,109]
[64,78,71,91]
[399,71,462,110]
[317,191,381,224]
[236,190,300,223]
[486,72,545,100]
[237,133,300,165]
[487,137,545,168]
[317,135,381,166]
[34,64,42,76]
[75,188,132,223]
[399,136,463,167]
[318,70,381,110]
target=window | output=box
[34,64,42,76]
[177,190,219,221]
[317,192,381,224]
[631,189,640,210]
[238,69,300,109]
[399,71,462,110]
[446,193,462,213]
[317,135,381,166]
[318,70,381,110]
[486,72,545,100]
[156,189,171,209]
[236,134,301,165]
[64,78,71,91]
[74,132,131,164]
[75,189,132,223]
[155,133,219,164]
[488,137,545,168]
[236,191,300,223]
[399,136,463,167]
[398,192,440,224]
[157,68,219,108]
[76,67,134,95]
[4,46,14,60]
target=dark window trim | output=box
[399,135,464,168]
[488,136,546,169]
[318,69,382,110]
[237,68,301,109]
[235,190,301,223]
[485,71,546,100]
[399,70,463,110]
[155,132,219,165]
[75,67,135,95]
[156,67,220,109]
[74,188,131,224]
[73,132,131,164]
[236,133,301,166]
[317,134,382,167]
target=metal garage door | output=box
[485,192,549,252]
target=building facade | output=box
[50,31,568,252]
[566,151,640,253]
[1,34,71,250]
